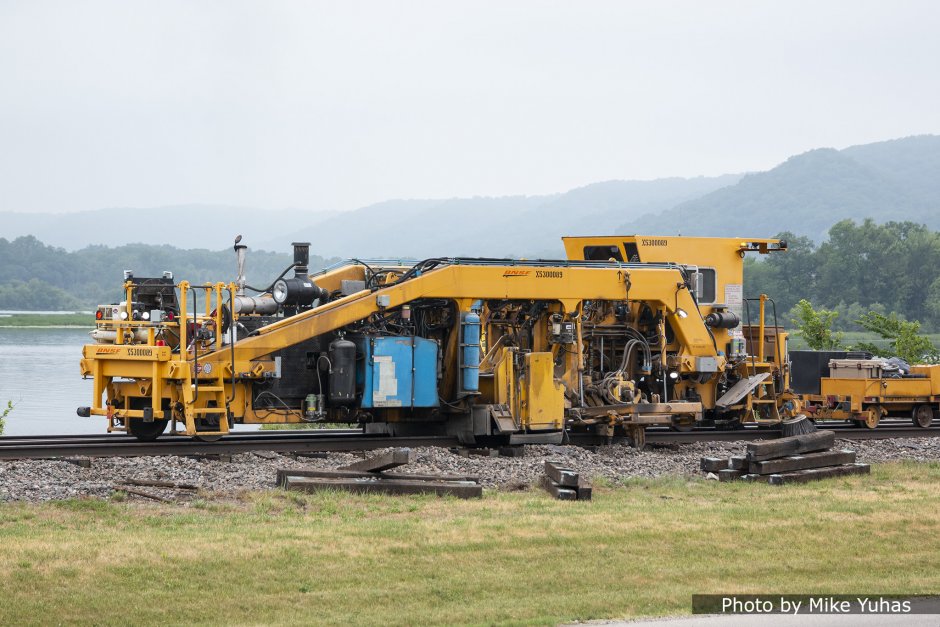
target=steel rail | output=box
[0,431,460,460]
[0,425,936,461]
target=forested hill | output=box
[745,219,940,332]
[0,236,336,310]
[4,220,940,335]
[619,135,940,240]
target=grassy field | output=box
[1,462,938,625]
[787,331,940,352]
[0,312,92,327]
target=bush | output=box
[0,400,13,435]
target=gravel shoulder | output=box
[1,437,938,503]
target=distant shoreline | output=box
[0,313,92,328]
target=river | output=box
[0,327,260,436]
[0,327,96,435]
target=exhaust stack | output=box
[234,235,247,295]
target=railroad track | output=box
[0,422,936,461]
[0,430,462,460]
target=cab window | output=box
[583,245,623,261]
[696,268,717,303]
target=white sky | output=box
[1,0,938,213]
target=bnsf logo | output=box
[641,238,668,246]
[503,270,530,277]
[95,347,121,354]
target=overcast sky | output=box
[1,0,938,214]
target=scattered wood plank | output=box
[120,479,199,490]
[291,452,330,460]
[276,468,480,487]
[718,468,745,482]
[540,476,577,500]
[118,487,174,502]
[745,430,835,462]
[767,463,870,486]
[544,461,580,487]
[283,476,482,499]
[700,457,729,472]
[749,450,856,475]
[339,448,415,473]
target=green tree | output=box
[854,312,939,364]
[790,299,845,350]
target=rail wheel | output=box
[127,399,170,441]
[913,404,934,429]
[128,418,169,441]
[854,406,883,430]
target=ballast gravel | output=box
[0,437,937,503]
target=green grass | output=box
[0,312,92,327]
[1,462,938,625]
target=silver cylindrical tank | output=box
[232,295,278,315]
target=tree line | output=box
[0,236,338,310]
[744,219,940,332]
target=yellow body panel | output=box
[81,234,793,438]
[519,352,565,430]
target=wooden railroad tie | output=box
[542,461,592,501]
[700,428,869,486]
[278,448,482,499]
[745,430,836,462]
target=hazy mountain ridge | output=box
[264,174,743,258]
[2,135,939,259]
[617,135,940,239]
[0,205,339,252]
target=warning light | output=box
[155,340,166,346]
[95,311,103,320]
[166,312,175,321]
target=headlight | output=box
[142,311,151,321]
[119,311,129,320]
[272,279,289,304]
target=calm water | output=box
[0,327,96,435]
[0,327,260,435]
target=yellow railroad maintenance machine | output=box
[78,236,795,446]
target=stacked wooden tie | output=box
[541,461,593,500]
[700,430,870,485]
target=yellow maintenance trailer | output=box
[793,355,940,429]
[78,236,791,445]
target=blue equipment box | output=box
[356,336,439,408]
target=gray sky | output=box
[1,0,938,213]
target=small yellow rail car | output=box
[793,354,940,428]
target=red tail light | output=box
[156,340,166,346]
[95,310,103,320]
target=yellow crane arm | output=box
[203,262,718,365]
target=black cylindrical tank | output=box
[704,311,740,329]
[328,338,357,405]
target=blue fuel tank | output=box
[356,336,439,408]
[461,311,481,392]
